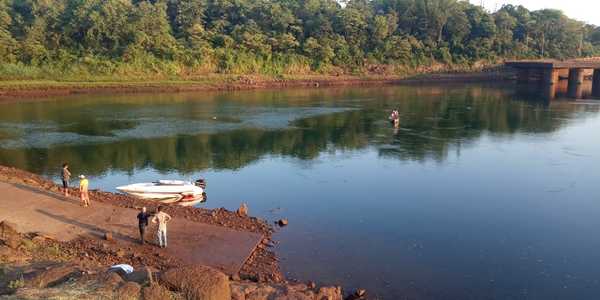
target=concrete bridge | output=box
[506,58,600,100]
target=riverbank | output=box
[0,166,356,300]
[0,68,514,100]
[0,221,344,300]
[0,165,281,283]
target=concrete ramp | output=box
[0,181,262,275]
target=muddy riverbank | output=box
[0,69,514,100]
[0,165,282,283]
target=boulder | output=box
[125,267,153,285]
[277,219,288,227]
[25,264,81,288]
[272,289,314,300]
[237,203,249,217]
[116,281,141,300]
[245,285,277,300]
[104,232,113,241]
[0,221,22,249]
[161,265,231,300]
[316,286,343,300]
[99,271,125,287]
[230,282,259,300]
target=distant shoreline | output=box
[0,70,514,100]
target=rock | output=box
[277,219,288,227]
[286,283,308,293]
[104,232,113,241]
[237,203,249,217]
[100,271,125,287]
[125,268,151,285]
[116,281,141,300]
[246,285,277,300]
[273,291,314,300]
[25,264,80,288]
[161,265,231,300]
[355,289,366,297]
[307,281,316,289]
[230,282,258,300]
[230,284,245,300]
[316,286,343,300]
[142,284,174,300]
[0,221,22,249]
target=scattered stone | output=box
[104,232,113,241]
[0,221,22,249]
[345,288,367,300]
[161,265,231,300]
[237,203,249,217]
[277,219,288,227]
[117,281,141,300]
[115,248,125,258]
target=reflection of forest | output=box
[0,85,598,176]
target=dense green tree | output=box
[0,0,597,76]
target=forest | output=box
[1,0,599,79]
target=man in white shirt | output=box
[151,206,172,248]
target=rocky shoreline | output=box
[0,165,355,299]
[0,221,344,300]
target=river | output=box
[1,83,600,299]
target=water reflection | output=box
[0,84,598,177]
[3,85,600,299]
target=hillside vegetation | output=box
[0,0,599,81]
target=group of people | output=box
[61,163,172,248]
[61,163,90,207]
[389,109,400,127]
[137,206,172,247]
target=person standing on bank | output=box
[61,163,71,197]
[79,175,90,207]
[151,206,172,248]
[137,207,150,245]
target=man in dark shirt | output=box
[61,163,71,197]
[137,207,150,245]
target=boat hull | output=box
[116,181,204,203]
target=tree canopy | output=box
[1,0,599,77]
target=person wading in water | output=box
[137,207,150,245]
[151,206,172,248]
[79,175,90,207]
[61,163,71,197]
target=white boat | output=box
[116,179,206,202]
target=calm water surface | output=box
[1,84,600,299]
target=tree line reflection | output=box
[0,85,597,177]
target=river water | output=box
[1,83,600,299]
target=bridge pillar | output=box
[517,68,531,84]
[543,68,560,85]
[593,69,600,98]
[567,68,585,99]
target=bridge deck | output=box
[506,58,600,69]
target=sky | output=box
[470,0,599,25]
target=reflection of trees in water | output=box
[0,86,597,177]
